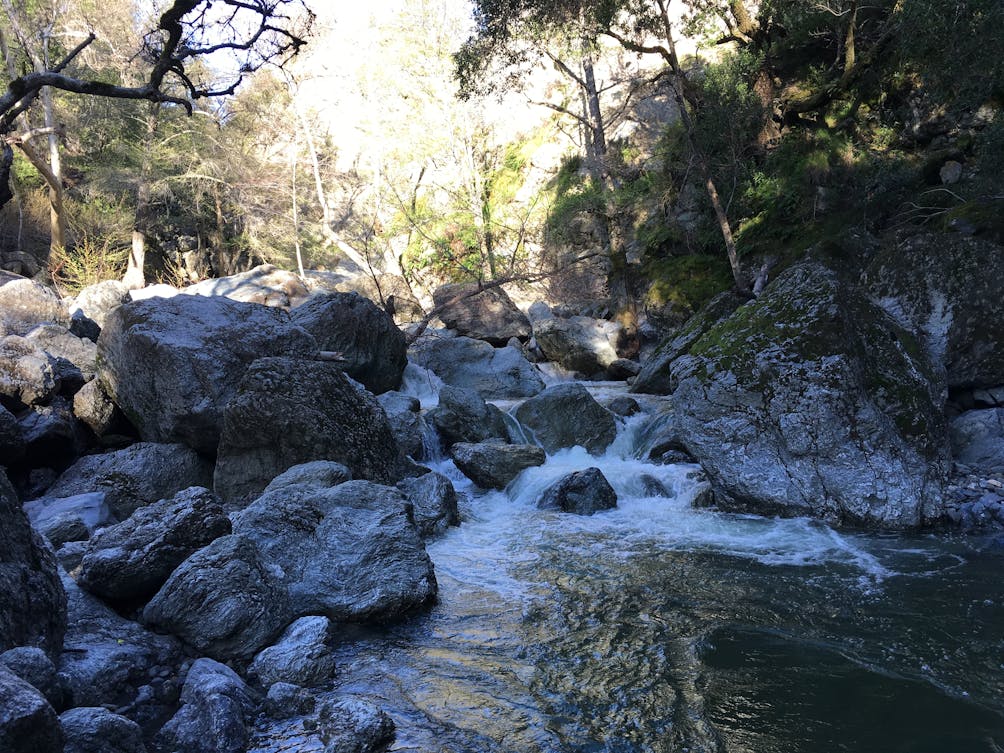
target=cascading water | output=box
[251,375,1004,753]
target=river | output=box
[254,381,1004,753]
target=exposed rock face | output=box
[315,698,395,753]
[632,290,747,395]
[432,283,531,345]
[0,470,66,658]
[409,334,544,399]
[538,467,618,515]
[532,315,622,375]
[672,262,948,528]
[230,481,437,623]
[0,278,67,337]
[42,443,214,521]
[450,441,546,490]
[78,487,231,603]
[397,472,461,537]
[71,280,131,333]
[864,233,1004,390]
[291,291,407,394]
[514,383,617,455]
[950,408,1004,473]
[0,665,63,753]
[183,264,310,308]
[248,616,336,688]
[0,335,59,405]
[213,357,404,502]
[23,492,113,547]
[59,707,145,753]
[142,535,291,662]
[96,295,317,453]
[427,385,509,448]
[156,658,259,753]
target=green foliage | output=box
[643,254,732,314]
[544,155,605,246]
[49,237,129,294]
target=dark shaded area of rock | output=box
[607,358,641,380]
[264,682,316,719]
[60,707,146,753]
[23,492,113,547]
[397,471,460,537]
[409,334,544,399]
[605,396,641,417]
[97,295,317,453]
[432,283,531,345]
[514,383,617,455]
[950,408,1004,474]
[19,396,88,469]
[538,467,618,515]
[291,291,407,394]
[0,646,65,711]
[78,487,231,603]
[0,664,64,753]
[427,385,509,448]
[376,391,425,459]
[0,403,25,465]
[450,441,546,490]
[249,616,335,689]
[0,470,66,658]
[213,357,404,502]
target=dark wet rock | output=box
[183,264,310,309]
[231,480,437,623]
[60,707,146,753]
[213,357,404,502]
[291,291,407,394]
[156,658,259,753]
[427,385,508,448]
[19,396,87,468]
[263,461,352,493]
[59,571,181,710]
[142,535,291,662]
[397,471,461,537]
[450,441,546,490]
[0,646,65,710]
[23,492,113,547]
[97,294,317,453]
[672,262,948,528]
[605,395,641,417]
[514,383,617,456]
[78,487,231,603]
[264,682,316,719]
[409,334,544,399]
[538,467,618,515]
[376,391,425,459]
[42,443,213,521]
[0,664,63,753]
[0,278,68,337]
[317,697,395,753]
[950,408,1004,474]
[0,470,66,658]
[0,335,59,405]
[71,280,131,334]
[607,358,641,380]
[532,315,621,375]
[432,283,531,345]
[249,616,335,689]
[0,403,25,465]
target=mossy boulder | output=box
[864,232,1004,391]
[671,262,948,528]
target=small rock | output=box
[538,468,618,515]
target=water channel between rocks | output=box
[252,378,1004,753]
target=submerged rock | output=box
[538,467,618,515]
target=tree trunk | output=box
[124,102,159,289]
[40,35,66,254]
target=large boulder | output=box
[230,480,437,623]
[409,334,544,399]
[513,383,617,455]
[23,492,113,547]
[78,487,231,603]
[290,291,407,394]
[59,707,145,753]
[0,665,63,753]
[0,647,64,711]
[672,262,948,528]
[142,535,291,662]
[263,461,352,493]
[432,283,531,345]
[96,295,317,453]
[864,233,1004,391]
[0,278,67,336]
[41,443,214,521]
[538,467,618,515]
[632,290,748,395]
[333,272,425,324]
[26,324,98,386]
[427,385,509,448]
[0,470,66,658]
[70,280,131,334]
[397,471,461,537]
[450,441,546,490]
[248,615,336,689]
[950,408,1004,473]
[0,335,59,405]
[182,264,310,309]
[532,315,622,375]
[213,357,404,502]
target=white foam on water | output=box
[399,361,445,409]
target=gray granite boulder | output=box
[231,481,437,623]
[142,535,291,662]
[409,334,544,399]
[70,280,131,333]
[514,383,617,455]
[432,283,531,345]
[532,315,622,375]
[97,295,317,453]
[397,471,461,537]
[672,262,948,528]
[72,380,118,437]
[950,408,1004,473]
[0,335,59,405]
[0,647,64,711]
[263,461,352,493]
[59,707,145,753]
[78,487,231,603]
[41,443,214,521]
[248,616,336,689]
[316,697,395,753]
[538,467,618,515]
[450,441,546,490]
[427,385,509,448]
[0,278,67,336]
[213,357,404,502]
[0,665,63,753]
[291,291,407,394]
[26,323,97,386]
[375,391,425,459]
[0,470,66,658]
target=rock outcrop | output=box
[532,315,622,375]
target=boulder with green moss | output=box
[671,262,948,528]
